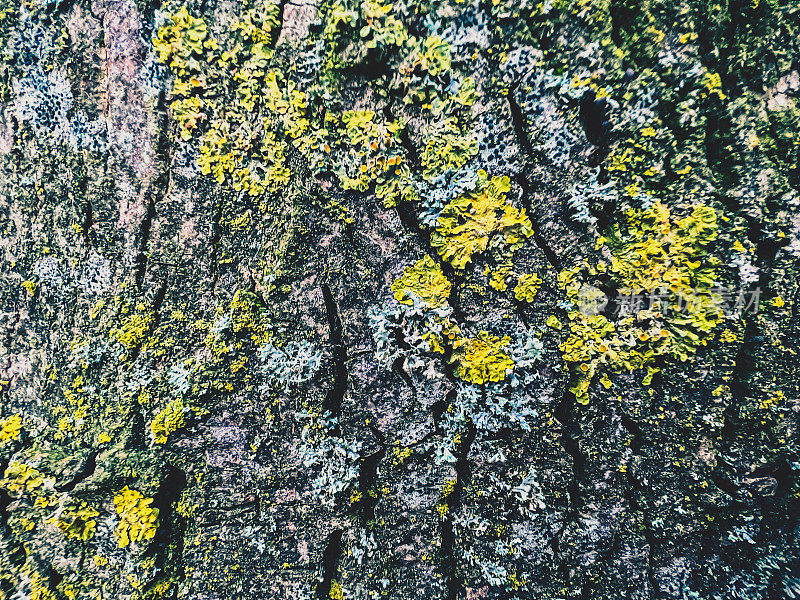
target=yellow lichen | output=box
[514,273,543,302]
[559,202,722,403]
[49,499,99,541]
[391,255,451,308]
[329,580,344,600]
[113,486,160,548]
[0,413,23,442]
[0,462,51,495]
[111,308,154,351]
[431,171,533,270]
[151,399,187,444]
[451,331,514,384]
[546,315,562,329]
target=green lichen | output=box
[151,399,187,444]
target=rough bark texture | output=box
[1,1,799,599]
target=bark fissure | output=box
[322,282,348,421]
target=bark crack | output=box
[322,282,348,422]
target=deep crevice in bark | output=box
[316,529,344,599]
[507,85,533,157]
[322,282,348,422]
[356,425,386,524]
[441,419,476,600]
[516,173,561,270]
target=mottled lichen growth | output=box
[431,171,532,270]
[558,202,723,402]
[151,398,187,444]
[451,331,514,385]
[1,0,799,598]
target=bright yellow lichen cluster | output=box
[0,462,51,495]
[451,331,514,385]
[602,202,719,298]
[338,110,405,192]
[0,413,22,442]
[151,399,186,444]
[431,171,533,270]
[49,499,99,541]
[514,273,543,302]
[111,306,155,351]
[558,202,722,403]
[391,255,451,308]
[152,7,217,139]
[113,486,160,548]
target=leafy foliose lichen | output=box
[259,340,323,386]
[513,273,543,302]
[451,331,514,385]
[151,399,187,444]
[431,170,533,270]
[391,255,452,308]
[113,486,160,548]
[0,461,52,495]
[48,498,99,541]
[558,201,724,403]
[0,413,23,442]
